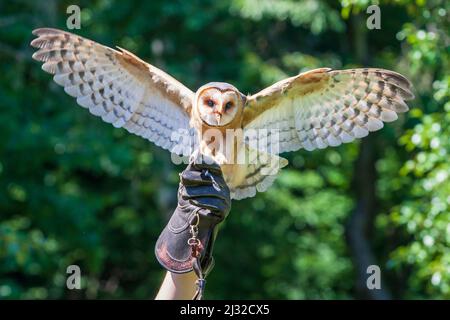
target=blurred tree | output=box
[375,0,450,299]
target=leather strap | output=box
[192,258,206,300]
[188,210,215,300]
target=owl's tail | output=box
[227,146,288,200]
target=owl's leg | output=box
[199,140,228,165]
[213,152,228,165]
[199,140,214,158]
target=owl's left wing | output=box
[31,28,195,154]
[242,68,414,153]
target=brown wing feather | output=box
[243,68,414,152]
[31,28,194,152]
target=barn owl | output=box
[31,28,414,200]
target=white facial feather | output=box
[197,88,239,126]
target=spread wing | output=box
[242,68,414,153]
[31,28,195,153]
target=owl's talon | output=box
[214,153,228,165]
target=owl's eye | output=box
[206,99,215,107]
[225,102,233,110]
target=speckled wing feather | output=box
[31,28,195,154]
[243,68,414,153]
[228,146,288,200]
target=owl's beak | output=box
[215,113,222,124]
[214,102,225,124]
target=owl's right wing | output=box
[31,28,195,154]
[242,68,414,153]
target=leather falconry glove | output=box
[155,153,231,299]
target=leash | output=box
[188,210,207,300]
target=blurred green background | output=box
[0,0,448,299]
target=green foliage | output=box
[231,0,345,34]
[0,0,448,299]
[379,0,450,297]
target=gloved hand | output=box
[155,153,231,298]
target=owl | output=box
[31,28,414,200]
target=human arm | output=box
[155,271,197,300]
[154,154,231,300]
